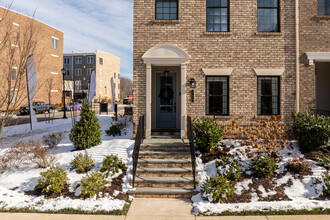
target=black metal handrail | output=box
[187,116,196,189]
[311,109,330,117]
[132,115,144,188]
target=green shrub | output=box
[192,118,223,153]
[316,153,330,170]
[70,153,95,173]
[200,174,234,203]
[250,155,277,177]
[34,166,69,195]
[292,112,330,152]
[322,173,330,196]
[69,99,102,150]
[77,171,109,198]
[216,156,242,180]
[105,123,124,136]
[100,155,127,177]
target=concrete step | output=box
[140,144,190,151]
[128,187,198,198]
[133,176,195,188]
[139,151,191,159]
[136,167,193,177]
[138,158,192,168]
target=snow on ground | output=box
[0,115,134,212]
[192,140,330,215]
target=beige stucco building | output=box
[133,0,330,138]
[0,7,63,109]
[63,50,120,102]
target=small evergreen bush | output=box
[322,173,330,196]
[34,166,69,195]
[316,153,330,170]
[200,174,234,203]
[42,131,67,148]
[100,155,127,177]
[250,155,277,177]
[216,156,242,180]
[105,123,124,136]
[69,100,102,150]
[70,153,95,173]
[192,118,223,153]
[77,171,109,198]
[292,112,330,152]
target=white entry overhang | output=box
[306,52,330,65]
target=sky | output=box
[0,0,133,79]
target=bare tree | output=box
[0,6,40,136]
[120,77,133,99]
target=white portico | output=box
[142,44,190,139]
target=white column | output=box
[146,64,152,137]
[180,63,186,139]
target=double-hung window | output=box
[87,56,94,64]
[51,37,58,49]
[64,57,70,65]
[12,67,17,81]
[75,81,81,90]
[206,76,229,115]
[318,0,330,15]
[87,68,93,76]
[155,0,178,20]
[257,77,280,115]
[206,0,229,32]
[75,68,82,76]
[257,0,280,32]
[75,57,82,64]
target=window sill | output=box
[254,32,283,37]
[151,19,180,24]
[315,15,330,20]
[203,31,232,36]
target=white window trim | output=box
[12,22,19,26]
[11,44,18,48]
[51,36,59,40]
[306,52,330,65]
[51,72,59,75]
[202,68,234,76]
[253,69,285,76]
[51,54,59,58]
[51,90,58,92]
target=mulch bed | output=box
[25,171,128,201]
[200,144,231,163]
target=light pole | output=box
[61,68,67,119]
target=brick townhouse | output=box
[0,7,63,108]
[133,0,330,138]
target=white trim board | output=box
[306,52,330,65]
[254,69,285,76]
[202,68,233,76]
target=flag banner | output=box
[110,77,115,112]
[26,55,38,130]
[88,70,96,104]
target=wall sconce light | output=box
[190,78,196,88]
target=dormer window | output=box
[155,0,178,20]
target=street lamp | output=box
[61,68,67,119]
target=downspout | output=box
[295,0,300,112]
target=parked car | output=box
[19,101,55,115]
[123,98,133,105]
[61,102,82,111]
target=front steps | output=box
[129,138,197,198]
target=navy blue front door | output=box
[156,72,176,129]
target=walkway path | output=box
[0,198,328,220]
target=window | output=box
[51,37,58,49]
[118,73,120,79]
[66,70,70,76]
[75,68,82,76]
[258,0,279,32]
[75,81,81,90]
[114,72,116,79]
[206,76,229,115]
[257,77,280,115]
[64,57,70,65]
[99,57,103,65]
[87,68,93,76]
[206,0,229,32]
[155,0,178,20]
[75,57,82,64]
[11,90,17,103]
[318,0,330,15]
[12,67,17,81]
[87,56,94,64]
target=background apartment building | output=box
[133,0,330,138]
[0,7,63,108]
[63,50,120,102]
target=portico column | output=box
[180,63,187,139]
[146,63,152,137]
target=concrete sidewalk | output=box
[0,198,329,220]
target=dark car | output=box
[123,98,129,105]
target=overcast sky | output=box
[0,0,133,79]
